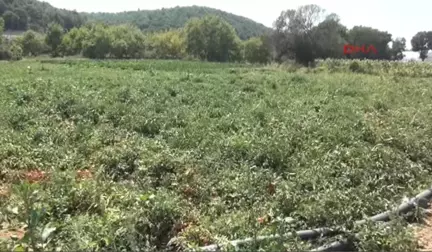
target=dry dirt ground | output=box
[0,228,25,240]
[416,211,432,251]
[416,217,432,251]
[0,184,10,198]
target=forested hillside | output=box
[84,6,271,40]
[0,0,85,32]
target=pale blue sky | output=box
[46,0,430,49]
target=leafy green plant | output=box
[11,183,56,252]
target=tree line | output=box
[85,6,271,40]
[0,15,272,63]
[0,4,430,64]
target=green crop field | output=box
[1,59,432,251]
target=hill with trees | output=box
[0,0,86,32]
[84,6,271,40]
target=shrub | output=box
[9,43,23,61]
[0,45,11,60]
[349,61,362,73]
[17,30,44,56]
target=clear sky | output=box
[45,0,430,50]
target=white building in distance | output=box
[401,50,432,62]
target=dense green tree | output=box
[243,36,272,64]
[390,37,406,60]
[313,14,348,59]
[147,29,186,59]
[60,27,88,56]
[346,26,392,60]
[411,31,432,61]
[229,38,243,62]
[3,10,19,30]
[272,4,325,65]
[45,23,64,56]
[81,24,112,59]
[110,24,146,58]
[184,15,240,62]
[184,18,205,59]
[17,30,44,56]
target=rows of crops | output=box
[1,59,431,251]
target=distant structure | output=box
[1,31,25,42]
[401,50,432,62]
